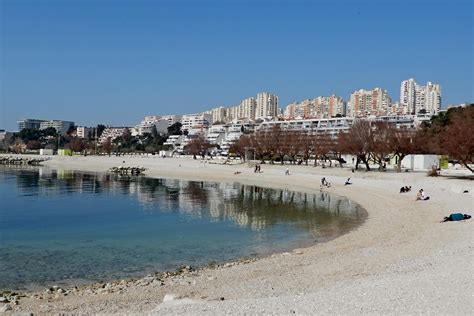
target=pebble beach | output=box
[1,155,473,314]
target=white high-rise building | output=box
[424,82,442,114]
[209,107,227,124]
[256,92,278,118]
[400,79,441,114]
[240,97,257,120]
[400,78,417,114]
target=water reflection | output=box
[0,167,367,290]
[1,167,365,238]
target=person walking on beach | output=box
[285,168,290,175]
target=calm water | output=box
[0,167,366,290]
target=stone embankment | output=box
[0,156,50,166]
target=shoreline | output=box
[1,161,368,293]
[2,155,473,314]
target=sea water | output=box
[0,167,366,290]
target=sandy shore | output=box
[2,155,473,314]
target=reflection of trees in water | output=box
[4,168,366,235]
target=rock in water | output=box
[162,294,176,303]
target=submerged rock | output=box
[162,294,177,303]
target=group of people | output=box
[254,164,261,173]
[319,177,351,189]
[399,186,412,193]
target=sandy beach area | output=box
[2,155,473,314]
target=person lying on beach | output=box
[344,178,352,185]
[416,189,430,201]
[441,213,471,222]
[234,171,242,175]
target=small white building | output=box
[401,154,439,171]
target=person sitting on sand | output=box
[441,213,471,222]
[416,189,430,201]
[344,178,352,185]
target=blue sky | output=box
[1,0,473,130]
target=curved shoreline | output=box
[3,155,473,314]
[0,168,368,292]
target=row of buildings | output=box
[206,92,279,123]
[17,119,75,135]
[284,79,441,120]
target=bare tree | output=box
[299,131,314,165]
[229,135,251,162]
[386,126,417,172]
[339,120,373,171]
[438,106,474,172]
[185,135,211,159]
[102,138,113,156]
[370,122,391,171]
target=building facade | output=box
[39,120,75,135]
[400,79,441,115]
[181,113,212,131]
[256,92,278,118]
[349,88,392,117]
[17,119,47,131]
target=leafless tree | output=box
[339,120,373,171]
[438,106,474,172]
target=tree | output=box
[102,138,113,156]
[229,135,251,162]
[438,105,474,172]
[67,137,87,153]
[185,135,211,159]
[96,124,106,138]
[370,122,391,171]
[26,140,41,150]
[299,132,314,165]
[339,120,373,171]
[386,126,417,172]
[167,122,183,136]
[151,125,159,139]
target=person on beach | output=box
[285,168,290,175]
[400,185,412,193]
[441,213,471,222]
[344,178,352,185]
[320,177,331,189]
[416,189,430,201]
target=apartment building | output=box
[98,127,127,144]
[257,117,354,137]
[348,88,392,117]
[76,126,91,138]
[17,119,47,131]
[256,92,278,118]
[400,79,441,115]
[284,95,346,119]
[181,113,212,131]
